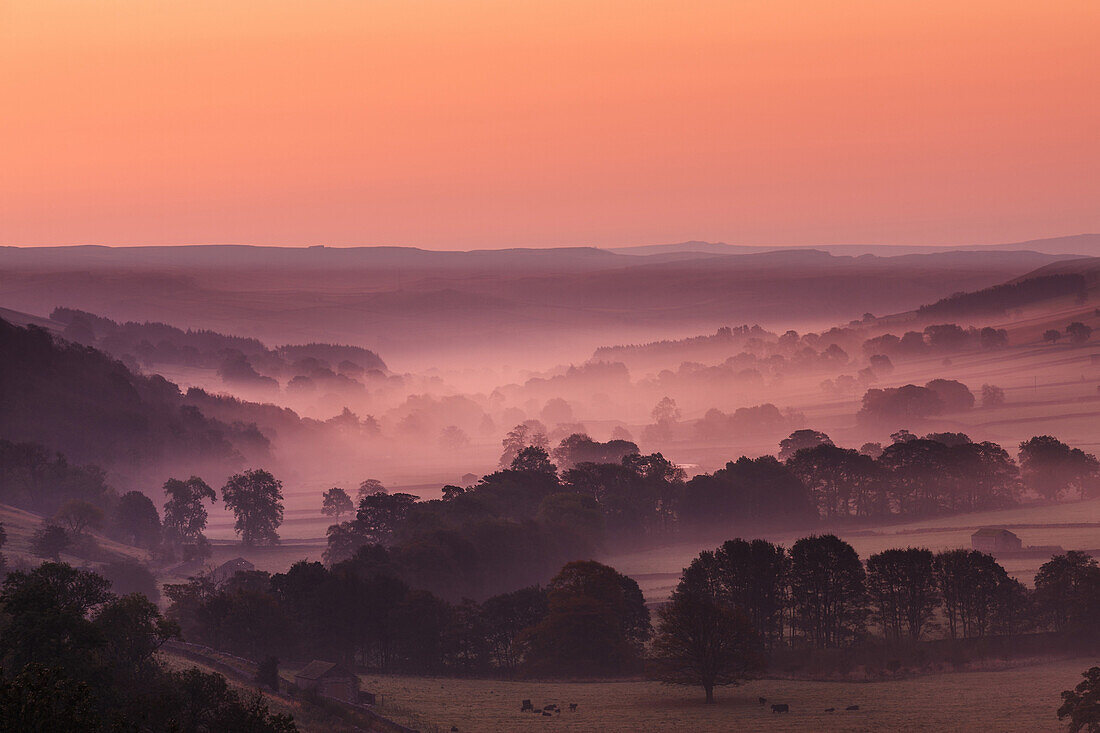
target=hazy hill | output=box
[0,243,1081,369]
[0,317,269,487]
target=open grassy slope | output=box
[359,656,1089,733]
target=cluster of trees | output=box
[52,307,386,389]
[166,553,648,678]
[0,562,294,731]
[1044,321,1094,345]
[650,537,1100,702]
[3,453,287,566]
[859,378,977,423]
[0,317,265,477]
[915,274,1086,319]
[318,429,1098,602]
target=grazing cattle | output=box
[543,705,556,711]
[569,703,578,712]
[846,705,860,711]
[542,711,552,717]
[758,697,767,706]
[450,728,459,732]
[825,708,835,712]
[771,704,789,713]
[521,699,533,712]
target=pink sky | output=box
[1,0,1098,249]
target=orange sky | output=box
[1,0,1098,249]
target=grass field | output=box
[360,657,1090,733]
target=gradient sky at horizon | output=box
[2,0,1098,249]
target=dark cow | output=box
[569,704,578,712]
[758,697,767,706]
[846,705,860,711]
[771,704,789,713]
[825,708,835,712]
[521,699,533,712]
[542,711,552,717]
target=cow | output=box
[825,708,835,712]
[758,697,767,706]
[569,703,578,712]
[521,700,533,712]
[771,704,789,713]
[846,705,860,711]
[542,711,552,717]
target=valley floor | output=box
[362,656,1090,732]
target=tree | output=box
[788,535,867,648]
[1019,436,1100,500]
[1059,667,1100,733]
[866,548,939,642]
[1067,322,1094,344]
[933,549,1007,639]
[54,499,104,537]
[787,445,880,518]
[0,562,112,673]
[113,491,161,549]
[499,421,548,469]
[321,487,353,519]
[520,561,650,676]
[221,469,285,546]
[30,522,70,561]
[778,429,833,462]
[707,539,789,646]
[256,656,280,692]
[482,585,548,671]
[1034,551,1100,632]
[651,565,765,704]
[924,379,975,411]
[509,445,556,474]
[357,478,387,501]
[1044,329,1062,344]
[162,476,217,545]
[981,384,1006,408]
[354,492,419,545]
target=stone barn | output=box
[293,660,360,703]
[971,528,1022,554]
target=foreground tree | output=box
[222,470,285,546]
[933,549,1008,639]
[1058,666,1100,733]
[1033,551,1100,632]
[866,548,939,642]
[652,563,764,704]
[520,561,650,676]
[778,429,833,462]
[54,499,104,537]
[30,522,70,561]
[788,535,867,648]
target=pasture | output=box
[362,657,1088,733]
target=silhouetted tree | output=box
[933,549,1007,639]
[778,429,833,462]
[482,585,548,671]
[1058,666,1100,733]
[787,445,880,518]
[162,476,217,546]
[509,445,556,474]
[520,561,650,676]
[924,379,975,411]
[788,535,867,648]
[866,548,939,642]
[499,421,548,469]
[30,522,69,561]
[1019,436,1100,500]
[652,563,765,704]
[54,499,103,537]
[1067,322,1094,344]
[981,383,1006,407]
[112,491,161,549]
[1043,329,1062,344]
[354,492,419,545]
[1034,551,1100,632]
[221,469,285,546]
[357,478,387,500]
[321,487,353,519]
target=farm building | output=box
[211,557,255,585]
[294,660,360,703]
[971,528,1022,553]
